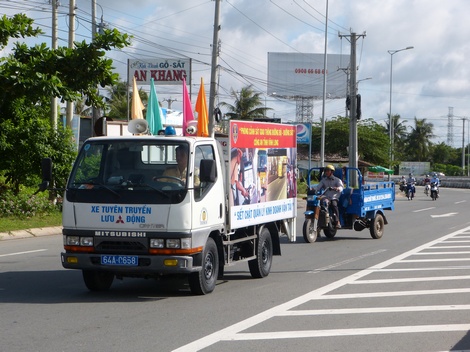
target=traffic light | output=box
[356,94,361,119]
[346,94,362,119]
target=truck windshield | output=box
[66,140,190,204]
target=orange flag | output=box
[195,77,209,137]
[131,76,145,119]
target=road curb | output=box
[0,226,62,241]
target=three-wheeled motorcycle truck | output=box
[303,167,395,243]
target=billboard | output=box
[128,58,191,85]
[267,52,349,99]
[229,120,297,228]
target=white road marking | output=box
[172,225,470,352]
[455,200,467,204]
[278,304,470,316]
[229,325,470,341]
[430,212,458,218]
[413,207,435,212]
[0,249,47,258]
[308,249,386,274]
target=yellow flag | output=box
[131,76,145,119]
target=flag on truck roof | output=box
[195,77,209,137]
[131,76,145,120]
[146,78,164,135]
[182,77,194,136]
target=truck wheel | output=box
[370,213,384,239]
[249,228,273,278]
[189,237,219,295]
[302,219,318,243]
[82,270,114,291]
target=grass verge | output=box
[0,211,62,232]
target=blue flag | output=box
[146,78,163,135]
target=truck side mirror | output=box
[37,157,52,192]
[199,159,216,183]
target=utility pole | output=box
[163,98,177,109]
[320,0,329,167]
[208,0,221,137]
[339,31,366,187]
[65,0,75,129]
[91,0,100,135]
[50,0,58,129]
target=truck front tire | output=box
[189,238,219,295]
[249,228,273,278]
[82,270,114,291]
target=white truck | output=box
[41,120,297,294]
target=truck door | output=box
[192,143,225,229]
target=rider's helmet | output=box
[433,172,437,177]
[409,173,413,177]
[426,174,429,177]
[325,164,335,172]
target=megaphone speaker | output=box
[186,120,198,136]
[128,119,149,134]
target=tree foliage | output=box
[105,80,148,120]
[405,117,434,161]
[310,116,389,166]
[0,14,131,194]
[220,85,271,120]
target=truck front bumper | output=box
[61,252,200,275]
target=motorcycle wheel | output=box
[302,219,318,243]
[323,223,337,238]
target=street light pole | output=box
[388,46,413,169]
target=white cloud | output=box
[2,0,470,146]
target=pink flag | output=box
[182,77,194,136]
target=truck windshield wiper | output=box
[73,182,121,198]
[127,182,170,198]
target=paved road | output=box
[1,186,470,352]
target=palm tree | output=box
[105,80,148,120]
[74,96,93,118]
[219,85,271,120]
[386,113,408,160]
[405,117,434,161]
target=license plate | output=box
[100,255,138,266]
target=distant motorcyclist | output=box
[423,174,431,196]
[406,173,416,200]
[313,164,344,228]
[399,175,406,192]
[430,172,440,197]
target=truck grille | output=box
[96,240,147,254]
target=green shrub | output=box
[297,178,308,196]
[0,189,59,218]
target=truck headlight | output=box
[66,236,80,246]
[166,239,181,249]
[150,239,165,248]
[80,237,93,246]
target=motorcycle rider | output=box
[399,175,407,192]
[430,172,440,197]
[313,164,344,228]
[406,173,416,200]
[423,174,431,196]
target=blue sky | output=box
[2,0,470,147]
